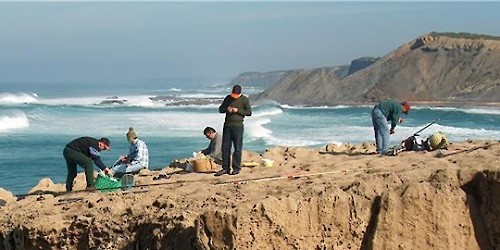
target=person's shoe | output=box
[229,170,240,175]
[214,170,229,176]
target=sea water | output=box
[1,83,499,195]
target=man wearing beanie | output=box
[63,136,111,191]
[215,84,252,176]
[111,127,149,178]
[371,100,411,155]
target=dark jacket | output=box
[219,95,252,127]
[66,137,108,170]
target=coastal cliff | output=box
[253,32,500,105]
[229,70,292,89]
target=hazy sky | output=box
[1,1,499,85]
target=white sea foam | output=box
[280,104,373,110]
[253,107,283,117]
[0,92,38,105]
[425,106,500,115]
[0,111,29,132]
[36,95,162,108]
[460,108,500,115]
[247,117,273,141]
[280,104,331,109]
[175,93,225,98]
[247,118,326,146]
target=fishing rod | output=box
[387,100,473,155]
[412,102,467,136]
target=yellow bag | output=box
[428,132,448,150]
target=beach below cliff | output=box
[1,140,499,249]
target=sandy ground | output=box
[0,140,499,249]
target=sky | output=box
[1,1,500,86]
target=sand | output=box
[0,140,499,249]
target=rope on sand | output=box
[213,169,352,186]
[17,169,353,201]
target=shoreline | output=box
[252,98,500,108]
[330,100,500,108]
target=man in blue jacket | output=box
[371,100,411,155]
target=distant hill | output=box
[253,32,500,105]
[228,70,292,89]
[229,57,375,90]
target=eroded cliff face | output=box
[254,33,500,105]
[1,141,499,249]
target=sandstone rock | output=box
[0,188,16,206]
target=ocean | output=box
[1,82,500,195]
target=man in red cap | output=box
[371,100,411,155]
[215,85,252,176]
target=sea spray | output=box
[0,110,29,132]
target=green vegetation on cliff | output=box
[430,31,500,41]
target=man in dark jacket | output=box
[215,85,252,176]
[63,137,111,191]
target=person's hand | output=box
[227,106,238,113]
[399,118,404,123]
[389,128,395,134]
[119,155,127,162]
[104,168,113,176]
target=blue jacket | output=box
[374,100,403,129]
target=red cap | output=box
[402,101,411,114]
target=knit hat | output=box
[126,127,137,143]
[402,101,411,114]
[232,85,242,94]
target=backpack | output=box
[403,136,425,151]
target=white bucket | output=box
[120,174,135,190]
[261,159,274,167]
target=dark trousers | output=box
[221,125,244,172]
[63,146,94,191]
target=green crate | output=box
[94,175,122,192]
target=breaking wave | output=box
[0,92,38,105]
[0,111,29,132]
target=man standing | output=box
[111,127,149,178]
[215,85,252,176]
[201,126,223,165]
[63,137,111,191]
[371,100,411,155]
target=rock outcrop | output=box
[0,188,16,207]
[1,140,499,249]
[229,70,292,89]
[254,32,500,105]
[347,57,380,76]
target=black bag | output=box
[403,136,426,151]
